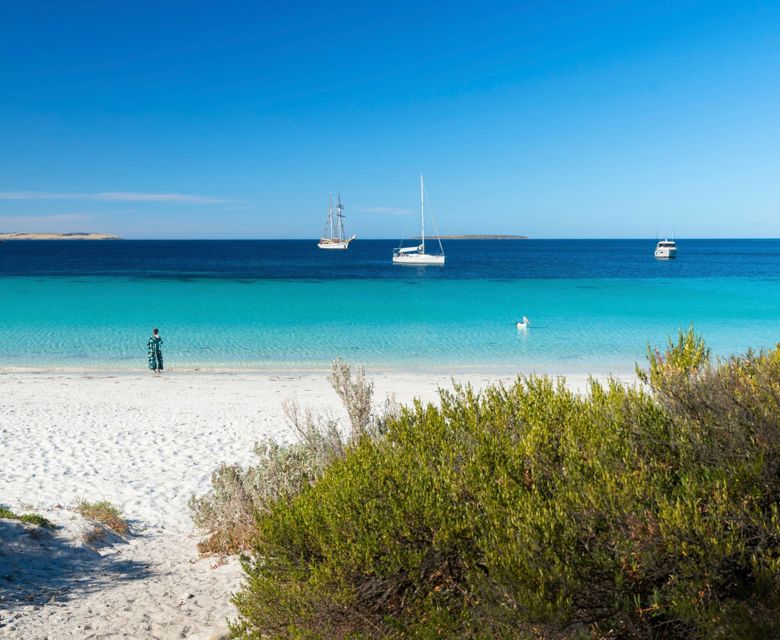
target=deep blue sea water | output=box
[1,239,778,372]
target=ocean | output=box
[1,239,778,373]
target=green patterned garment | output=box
[147,335,163,371]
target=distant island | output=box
[433,234,528,240]
[0,233,120,241]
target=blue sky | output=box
[1,1,778,238]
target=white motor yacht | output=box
[654,239,677,259]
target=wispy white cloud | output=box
[0,213,90,223]
[353,206,413,216]
[0,191,238,204]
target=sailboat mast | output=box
[329,193,334,239]
[337,194,344,241]
[420,174,425,254]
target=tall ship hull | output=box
[318,237,355,250]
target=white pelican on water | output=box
[516,316,530,330]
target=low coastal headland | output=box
[0,232,120,240]
[3,331,780,638]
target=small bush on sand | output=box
[76,500,129,536]
[328,358,376,437]
[190,434,331,554]
[230,333,780,639]
[0,506,16,520]
[0,506,54,528]
[18,514,55,528]
[190,360,394,555]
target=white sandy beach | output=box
[0,368,632,639]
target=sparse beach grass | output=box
[76,500,129,536]
[0,505,55,528]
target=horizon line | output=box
[5,236,780,241]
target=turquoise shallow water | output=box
[2,273,779,373]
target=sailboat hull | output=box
[392,253,445,265]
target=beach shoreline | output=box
[0,359,640,377]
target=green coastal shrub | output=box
[190,360,395,554]
[231,333,780,639]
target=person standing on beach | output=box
[147,328,163,374]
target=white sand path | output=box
[0,369,630,639]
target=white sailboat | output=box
[392,175,445,265]
[318,193,356,250]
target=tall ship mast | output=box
[318,193,356,250]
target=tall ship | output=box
[392,175,445,265]
[318,193,356,250]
